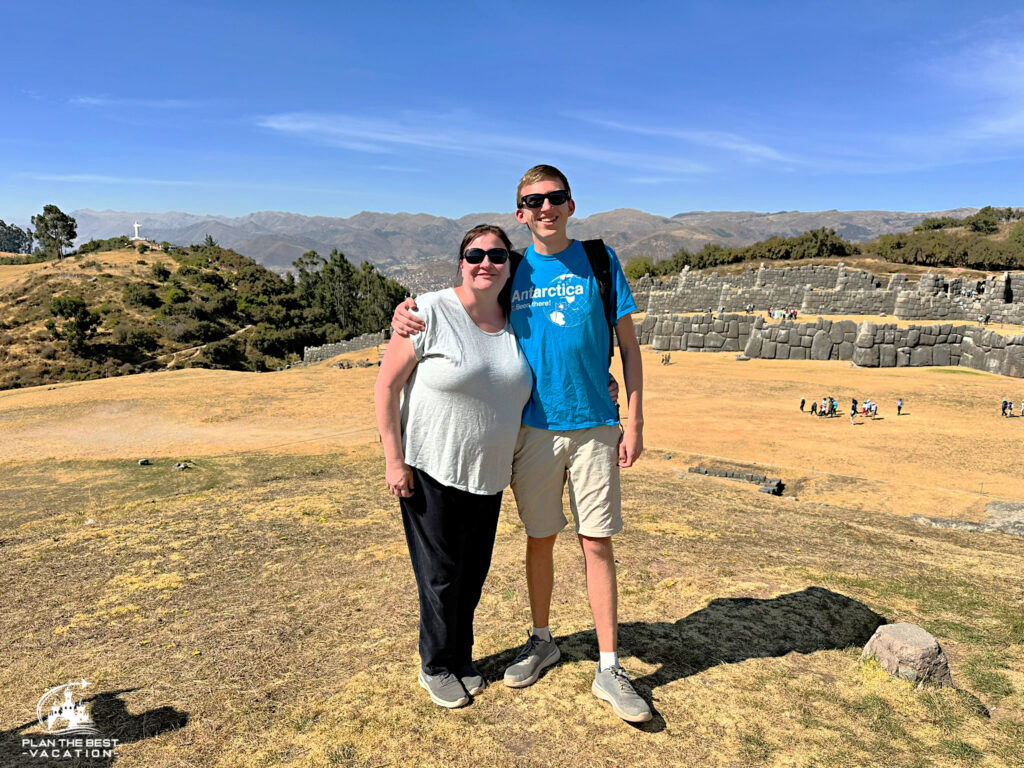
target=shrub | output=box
[123,283,161,309]
[112,324,160,351]
[151,262,171,281]
[162,317,222,344]
[161,287,189,305]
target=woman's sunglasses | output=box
[462,248,510,265]
[518,190,571,209]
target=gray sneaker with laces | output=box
[457,663,486,696]
[418,669,469,708]
[503,633,561,688]
[592,664,652,723]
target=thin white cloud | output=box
[572,115,792,164]
[69,96,208,109]
[256,112,710,175]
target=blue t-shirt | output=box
[509,240,637,430]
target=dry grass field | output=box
[1,344,1023,767]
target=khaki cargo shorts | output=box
[510,424,622,539]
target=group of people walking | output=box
[767,306,798,320]
[375,165,652,723]
[1000,398,1024,417]
[801,397,904,420]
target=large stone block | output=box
[910,347,933,366]
[907,328,921,346]
[862,623,952,687]
[829,323,846,343]
[933,344,951,367]
[880,345,896,367]
[705,331,726,348]
[688,335,704,349]
[801,335,813,348]
[856,322,877,348]
[810,330,832,360]
[775,343,790,358]
[762,340,777,358]
[838,340,855,359]
[789,347,807,360]
[651,335,670,351]
[744,334,763,357]
[1003,345,1024,378]
[778,328,791,344]
[853,345,880,367]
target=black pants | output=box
[400,466,501,675]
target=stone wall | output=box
[303,331,387,364]
[735,318,1024,377]
[638,313,757,353]
[634,263,1024,326]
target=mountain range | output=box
[72,206,977,292]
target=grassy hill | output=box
[0,350,1021,767]
[0,242,404,392]
[0,247,289,390]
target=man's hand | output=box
[391,297,425,338]
[385,460,415,498]
[618,424,643,468]
[608,375,619,405]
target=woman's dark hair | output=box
[458,224,518,318]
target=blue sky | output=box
[3,1,1024,224]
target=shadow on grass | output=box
[0,689,188,767]
[478,586,885,732]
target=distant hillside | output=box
[73,207,978,293]
[0,245,404,391]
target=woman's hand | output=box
[386,461,415,498]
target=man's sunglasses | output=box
[519,190,571,209]
[462,247,510,265]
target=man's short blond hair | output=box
[516,164,571,208]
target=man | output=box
[392,164,650,723]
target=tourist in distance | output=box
[391,164,651,723]
[374,225,533,709]
[897,398,903,416]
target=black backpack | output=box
[507,238,616,364]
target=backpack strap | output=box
[582,238,615,364]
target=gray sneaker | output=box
[592,664,652,723]
[418,669,469,708]
[503,633,561,688]
[457,663,486,696]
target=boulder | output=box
[933,344,951,367]
[879,345,896,367]
[810,330,832,360]
[853,345,880,367]
[837,340,855,359]
[862,623,952,687]
[744,334,763,358]
[705,331,726,349]
[910,347,933,366]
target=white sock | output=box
[599,651,618,671]
[531,626,552,642]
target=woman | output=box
[374,225,532,709]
